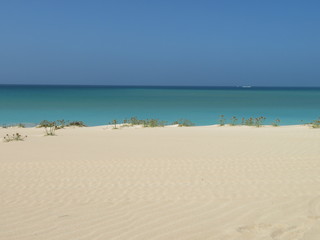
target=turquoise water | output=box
[0,85,319,126]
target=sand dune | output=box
[0,125,320,239]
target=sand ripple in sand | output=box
[0,125,320,239]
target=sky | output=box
[0,0,320,86]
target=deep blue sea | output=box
[0,85,319,126]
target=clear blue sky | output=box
[1,0,320,86]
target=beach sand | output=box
[0,125,320,240]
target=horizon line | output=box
[1,84,320,88]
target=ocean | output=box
[0,85,319,126]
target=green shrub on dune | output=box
[123,116,145,126]
[68,121,86,127]
[219,115,267,127]
[173,119,195,127]
[122,117,167,127]
[38,119,87,136]
[143,119,167,127]
[311,118,320,128]
[39,120,56,136]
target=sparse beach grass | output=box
[254,116,267,127]
[39,120,57,136]
[56,120,66,129]
[219,115,226,126]
[17,123,26,128]
[272,119,281,127]
[3,133,27,142]
[122,117,167,127]
[219,116,267,127]
[230,116,238,126]
[38,120,87,135]
[310,118,320,128]
[68,121,86,127]
[143,119,167,127]
[123,116,144,126]
[172,119,195,127]
[2,117,320,134]
[111,119,118,129]
[1,123,26,128]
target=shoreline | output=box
[0,121,320,128]
[1,122,318,129]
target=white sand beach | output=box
[0,125,320,240]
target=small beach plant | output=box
[122,117,167,127]
[39,120,86,130]
[17,123,26,128]
[120,119,131,128]
[311,118,320,128]
[241,117,245,125]
[39,120,56,136]
[56,119,66,129]
[230,116,238,126]
[68,121,86,127]
[39,120,51,128]
[254,116,266,127]
[46,122,56,136]
[241,116,266,127]
[247,117,255,126]
[111,119,118,129]
[143,119,150,127]
[1,123,25,128]
[143,119,167,127]
[129,117,145,125]
[219,115,226,126]
[173,119,195,127]
[123,117,141,126]
[3,133,27,142]
[272,119,281,127]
